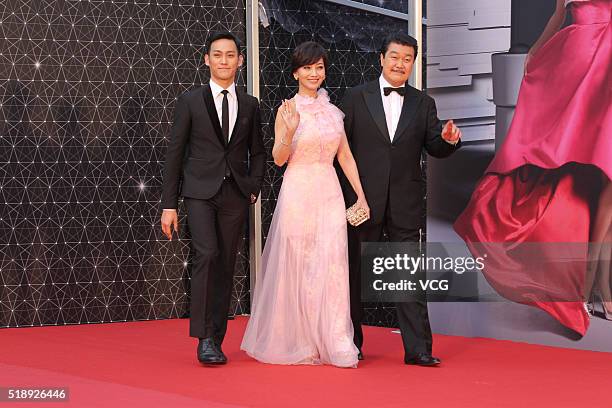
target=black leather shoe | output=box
[357,350,364,361]
[213,338,228,362]
[404,353,441,366]
[197,338,227,365]
[216,342,227,363]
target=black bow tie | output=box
[383,87,405,96]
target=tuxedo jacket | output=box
[339,80,461,229]
[161,84,266,209]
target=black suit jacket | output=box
[340,80,461,229]
[161,85,266,209]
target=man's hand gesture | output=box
[161,210,179,240]
[442,120,461,144]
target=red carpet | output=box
[0,317,610,407]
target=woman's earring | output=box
[294,75,298,80]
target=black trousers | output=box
[184,179,249,344]
[348,202,433,358]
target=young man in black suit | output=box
[340,33,462,366]
[160,32,265,365]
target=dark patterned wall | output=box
[258,0,415,328]
[0,0,249,328]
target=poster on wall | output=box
[425,0,611,346]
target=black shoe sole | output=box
[198,359,227,365]
[404,361,441,367]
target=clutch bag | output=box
[346,203,369,227]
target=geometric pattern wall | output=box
[257,0,412,328]
[0,0,248,328]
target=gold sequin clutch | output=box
[346,203,369,227]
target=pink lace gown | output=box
[241,89,359,367]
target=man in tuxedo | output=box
[160,32,265,365]
[340,33,461,366]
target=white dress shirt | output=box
[163,80,238,213]
[379,75,404,142]
[209,79,238,141]
[379,75,458,146]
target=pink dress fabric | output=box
[241,89,359,367]
[454,0,611,336]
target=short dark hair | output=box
[381,33,418,58]
[291,41,328,74]
[205,32,242,55]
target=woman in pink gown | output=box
[454,0,611,335]
[241,42,368,367]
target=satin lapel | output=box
[363,81,391,144]
[228,91,245,146]
[202,84,225,147]
[392,85,421,144]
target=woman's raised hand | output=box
[280,99,300,133]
